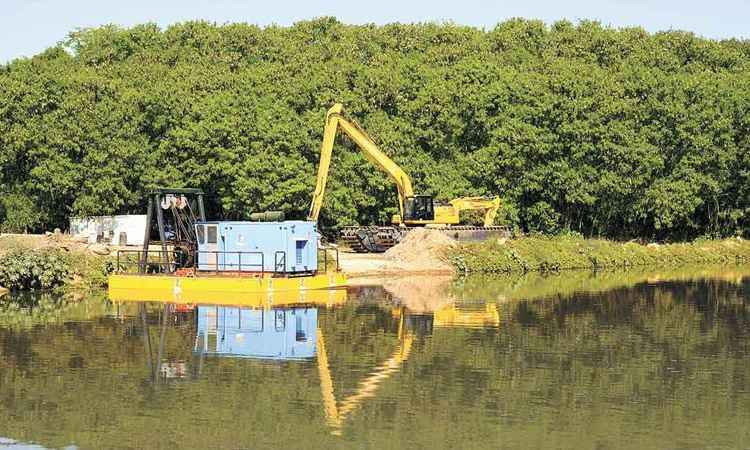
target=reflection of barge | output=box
[126,292,499,437]
[195,306,317,360]
[108,276,347,307]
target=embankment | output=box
[447,236,750,274]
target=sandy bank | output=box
[337,228,457,277]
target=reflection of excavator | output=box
[432,303,500,328]
[136,296,499,436]
[317,302,498,434]
[317,306,417,435]
[307,103,507,252]
[390,302,500,328]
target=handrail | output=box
[116,247,337,276]
[317,246,340,273]
[194,250,266,277]
[117,249,174,274]
[117,249,267,276]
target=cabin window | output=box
[295,315,306,342]
[295,240,306,265]
[207,225,218,244]
[196,225,205,244]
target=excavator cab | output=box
[403,195,435,222]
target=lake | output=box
[1,267,749,449]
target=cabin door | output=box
[197,224,220,271]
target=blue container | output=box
[194,306,317,360]
[195,220,318,274]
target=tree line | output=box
[1,18,748,240]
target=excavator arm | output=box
[307,104,414,222]
[447,196,501,227]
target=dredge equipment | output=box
[110,187,346,298]
[307,103,508,252]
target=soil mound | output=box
[383,228,456,272]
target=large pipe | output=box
[249,211,285,222]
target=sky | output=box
[1,0,748,63]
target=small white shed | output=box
[70,215,147,246]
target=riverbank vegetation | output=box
[449,265,750,303]
[0,239,112,292]
[1,19,749,240]
[447,236,750,274]
[0,249,71,290]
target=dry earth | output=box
[338,228,457,277]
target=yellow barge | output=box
[108,272,348,306]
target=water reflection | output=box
[2,269,750,449]
[134,298,427,435]
[195,306,318,360]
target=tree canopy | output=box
[1,18,748,239]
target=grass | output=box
[447,235,750,274]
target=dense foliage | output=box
[1,18,749,239]
[0,249,71,290]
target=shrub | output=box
[0,249,72,290]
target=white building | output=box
[70,215,147,246]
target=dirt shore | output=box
[338,252,454,278]
[337,228,457,278]
[0,231,458,278]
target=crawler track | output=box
[339,225,511,253]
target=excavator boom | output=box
[308,104,508,252]
[307,104,414,222]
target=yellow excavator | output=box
[308,103,506,252]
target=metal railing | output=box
[317,246,340,273]
[194,250,266,276]
[116,249,267,276]
[116,249,174,274]
[116,246,341,276]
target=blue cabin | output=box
[194,306,317,360]
[194,220,318,274]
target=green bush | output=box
[71,255,116,290]
[0,249,72,290]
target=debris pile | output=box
[383,228,456,272]
[0,232,116,257]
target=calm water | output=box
[1,268,749,449]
